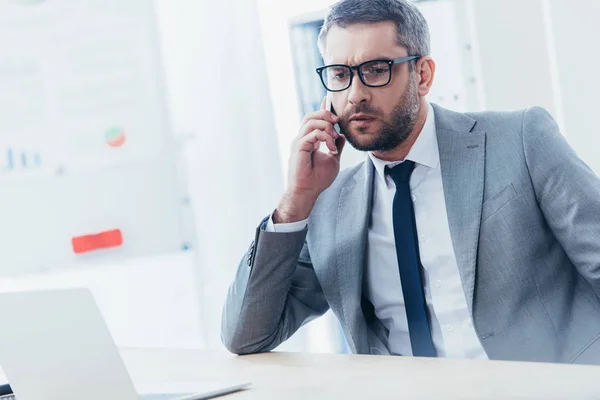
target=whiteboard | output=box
[0,0,192,275]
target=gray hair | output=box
[317,0,431,60]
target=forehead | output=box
[323,21,405,64]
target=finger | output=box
[301,120,338,139]
[331,134,347,158]
[298,129,337,153]
[311,130,338,153]
[301,110,340,126]
[321,96,327,111]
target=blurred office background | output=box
[0,0,598,355]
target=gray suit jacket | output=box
[221,104,600,365]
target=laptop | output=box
[0,288,250,400]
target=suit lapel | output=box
[433,104,486,316]
[335,160,374,354]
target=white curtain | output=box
[155,0,285,350]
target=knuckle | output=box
[306,120,317,129]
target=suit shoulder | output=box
[465,106,557,137]
[464,108,526,129]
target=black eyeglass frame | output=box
[316,56,421,92]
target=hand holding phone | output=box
[273,96,346,223]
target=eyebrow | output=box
[328,56,402,65]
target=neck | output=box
[371,98,429,162]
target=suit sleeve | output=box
[220,216,329,355]
[522,106,600,296]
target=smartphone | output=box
[326,95,341,154]
[326,95,342,134]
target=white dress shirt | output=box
[267,103,488,359]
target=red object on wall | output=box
[72,229,123,254]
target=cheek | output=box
[331,94,349,116]
[379,82,407,109]
[373,95,400,117]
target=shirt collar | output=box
[369,102,439,184]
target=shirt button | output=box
[447,325,454,332]
[411,195,416,202]
[419,234,427,243]
[435,280,442,287]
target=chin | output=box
[346,126,377,139]
[345,133,381,152]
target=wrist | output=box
[273,190,317,223]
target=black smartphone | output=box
[326,95,341,153]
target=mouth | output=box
[349,114,376,128]
[349,113,376,122]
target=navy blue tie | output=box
[386,161,436,357]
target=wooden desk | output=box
[121,348,600,399]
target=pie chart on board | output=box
[105,127,126,148]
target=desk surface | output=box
[121,348,600,399]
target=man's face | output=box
[324,21,421,152]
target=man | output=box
[221,0,600,364]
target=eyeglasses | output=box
[316,56,420,92]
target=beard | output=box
[339,77,420,152]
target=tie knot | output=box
[386,160,415,185]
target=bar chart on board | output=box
[2,149,42,171]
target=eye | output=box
[330,67,349,80]
[363,61,390,75]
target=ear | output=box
[415,56,436,97]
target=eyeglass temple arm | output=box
[392,55,421,64]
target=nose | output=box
[347,72,371,106]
